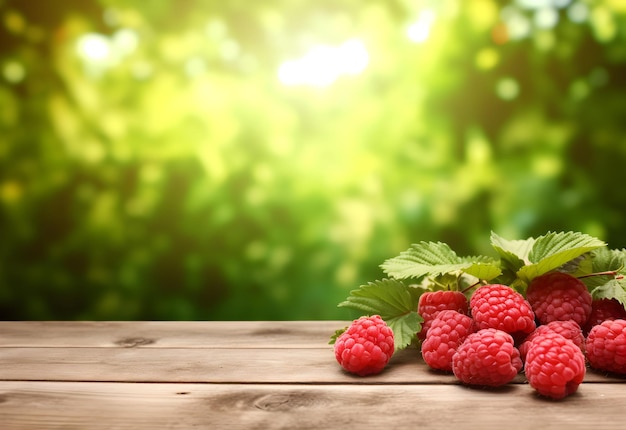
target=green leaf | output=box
[385,311,423,350]
[590,247,626,273]
[590,279,626,308]
[517,231,606,282]
[490,231,534,272]
[459,255,502,281]
[580,248,626,308]
[527,231,606,263]
[380,242,501,282]
[337,279,423,350]
[380,242,461,279]
[328,326,348,345]
[556,254,593,277]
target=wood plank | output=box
[1,381,626,430]
[0,321,346,348]
[1,346,623,384]
[0,347,457,384]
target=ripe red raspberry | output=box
[452,328,523,387]
[524,332,586,399]
[469,284,536,338]
[583,299,626,334]
[417,290,469,340]
[526,272,592,326]
[334,315,394,376]
[586,319,626,375]
[421,310,475,372]
[519,320,585,361]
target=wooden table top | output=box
[0,320,625,429]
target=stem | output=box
[577,270,620,279]
[460,280,482,295]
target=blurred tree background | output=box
[1,0,625,320]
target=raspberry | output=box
[452,328,523,387]
[583,299,626,334]
[421,310,475,372]
[586,319,626,375]
[417,290,469,340]
[526,272,592,326]
[469,284,536,338]
[334,315,395,376]
[519,320,585,361]
[524,332,586,399]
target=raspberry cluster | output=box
[416,273,626,399]
[334,271,626,400]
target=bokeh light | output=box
[278,38,369,87]
[407,9,436,43]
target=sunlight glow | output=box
[77,33,111,62]
[516,0,571,9]
[496,77,520,100]
[407,9,436,43]
[534,7,560,28]
[76,29,139,66]
[567,2,589,23]
[278,38,369,87]
[2,60,26,83]
[501,6,532,40]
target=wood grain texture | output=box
[0,346,460,384]
[1,321,625,429]
[1,321,622,383]
[1,345,621,384]
[1,381,626,430]
[0,321,344,348]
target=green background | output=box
[1,0,625,321]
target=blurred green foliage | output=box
[1,0,626,320]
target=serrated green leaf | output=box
[527,231,606,263]
[557,254,593,277]
[490,231,534,271]
[380,242,501,282]
[421,273,460,291]
[386,312,422,350]
[590,278,626,308]
[591,248,626,273]
[337,279,417,317]
[328,326,348,345]
[579,249,622,290]
[579,248,626,309]
[337,279,423,350]
[517,231,606,282]
[380,242,462,279]
[459,256,502,281]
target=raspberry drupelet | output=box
[334,315,395,376]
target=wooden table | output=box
[0,321,625,429]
